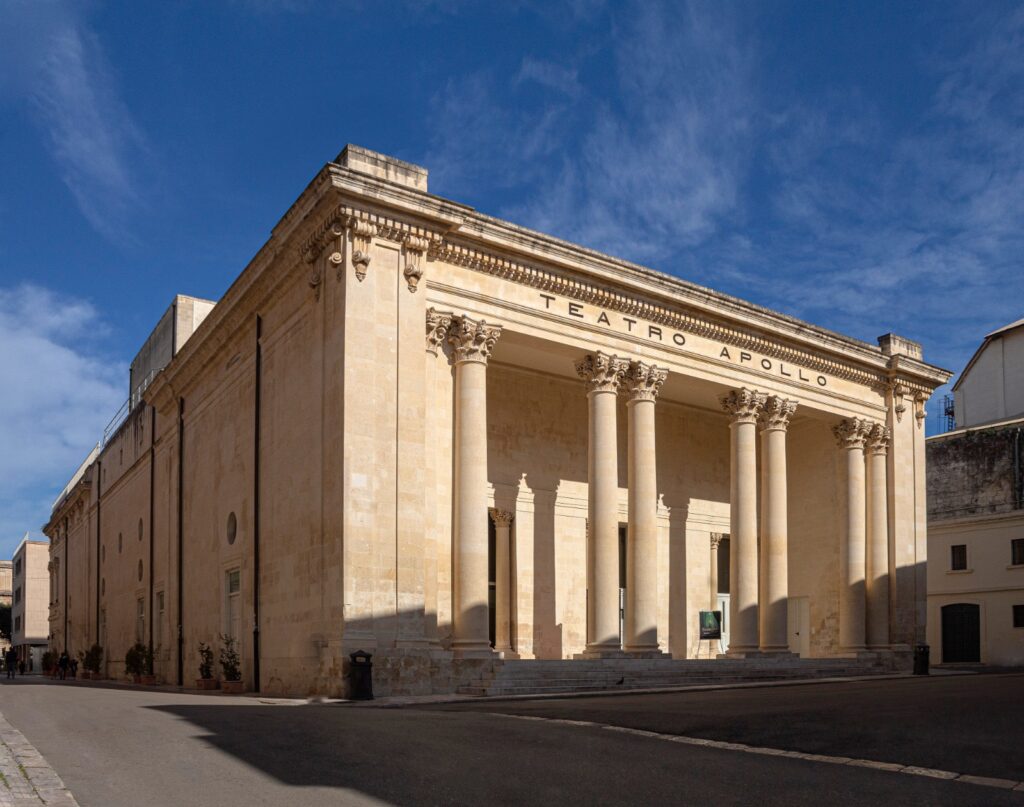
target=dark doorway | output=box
[941,603,980,663]
[618,524,627,643]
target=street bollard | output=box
[347,650,374,700]
[913,643,930,675]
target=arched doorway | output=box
[941,603,980,663]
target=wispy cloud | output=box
[2,1,147,243]
[0,285,125,553]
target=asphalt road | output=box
[437,672,1024,781]
[0,675,1021,806]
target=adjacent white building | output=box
[954,317,1024,429]
[12,538,50,670]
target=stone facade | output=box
[926,416,1024,665]
[45,146,949,695]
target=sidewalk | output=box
[0,711,78,807]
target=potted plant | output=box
[140,644,156,685]
[196,641,218,690]
[83,644,104,679]
[125,643,146,683]
[219,634,244,694]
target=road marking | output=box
[490,712,1024,793]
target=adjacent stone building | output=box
[13,538,49,670]
[45,146,949,695]
[927,318,1024,666]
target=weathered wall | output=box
[927,424,1023,520]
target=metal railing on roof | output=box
[101,368,158,447]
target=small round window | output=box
[118,533,123,553]
[138,560,143,582]
[138,518,144,541]
[226,512,237,545]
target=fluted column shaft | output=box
[450,316,501,656]
[759,396,797,653]
[866,424,891,648]
[834,418,870,653]
[577,352,628,654]
[709,534,723,611]
[489,509,514,653]
[624,361,667,654]
[720,388,766,656]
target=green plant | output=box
[198,642,214,680]
[41,650,56,673]
[218,634,240,682]
[125,643,148,676]
[83,644,103,674]
[143,643,154,675]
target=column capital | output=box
[449,315,502,364]
[425,307,454,355]
[576,352,628,394]
[759,395,798,431]
[720,388,767,424]
[710,532,727,550]
[865,422,891,454]
[625,360,668,403]
[488,508,514,526]
[833,417,871,450]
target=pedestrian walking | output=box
[4,649,15,679]
[58,651,69,681]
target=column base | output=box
[575,645,626,659]
[724,644,760,658]
[450,640,495,659]
[622,646,668,658]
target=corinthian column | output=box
[623,360,667,655]
[833,417,870,653]
[449,315,502,656]
[865,422,891,649]
[759,395,797,653]
[720,388,766,656]
[489,508,515,655]
[576,352,628,656]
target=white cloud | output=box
[1,1,147,244]
[0,285,125,555]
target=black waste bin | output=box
[913,643,929,675]
[348,650,374,700]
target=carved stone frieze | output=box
[913,391,928,428]
[575,352,628,395]
[624,360,668,402]
[448,315,501,364]
[425,307,453,355]
[865,422,891,454]
[720,388,767,424]
[710,532,727,550]
[403,233,430,293]
[832,417,872,449]
[350,218,376,282]
[759,395,798,430]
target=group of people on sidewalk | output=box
[2,649,78,679]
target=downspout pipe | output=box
[253,315,262,693]
[63,516,68,653]
[1015,427,1022,511]
[148,405,156,656]
[95,459,102,646]
[177,397,185,687]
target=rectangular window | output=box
[1012,539,1024,566]
[225,568,241,642]
[14,616,20,633]
[14,587,20,605]
[14,559,21,577]
[136,598,145,645]
[156,592,165,650]
[1014,605,1024,628]
[951,544,968,571]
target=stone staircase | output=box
[456,655,897,697]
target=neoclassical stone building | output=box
[46,146,949,695]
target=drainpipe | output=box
[95,459,102,646]
[253,315,262,693]
[63,516,68,654]
[177,397,185,687]
[1015,428,1022,511]
[148,405,156,654]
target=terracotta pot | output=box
[140,675,157,685]
[221,680,245,695]
[195,678,219,690]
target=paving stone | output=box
[955,775,1019,790]
[900,766,959,780]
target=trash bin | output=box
[348,650,374,700]
[913,643,929,675]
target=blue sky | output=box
[1,0,1022,555]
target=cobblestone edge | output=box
[0,712,79,807]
